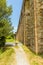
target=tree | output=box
[0,0,13,47]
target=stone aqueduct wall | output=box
[16,0,43,54]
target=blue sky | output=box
[7,0,23,33]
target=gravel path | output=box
[15,45,30,65]
[5,42,30,65]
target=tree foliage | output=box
[0,0,13,46]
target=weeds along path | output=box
[0,43,30,65]
[0,48,15,65]
[7,48,16,65]
[6,45,30,65]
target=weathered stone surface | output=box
[16,0,43,54]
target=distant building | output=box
[16,0,43,54]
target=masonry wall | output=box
[37,0,43,53]
[16,0,43,54]
[16,1,24,43]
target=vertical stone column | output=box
[23,0,30,45]
[34,0,38,54]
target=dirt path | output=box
[6,43,30,65]
[15,45,30,65]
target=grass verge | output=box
[22,45,43,65]
[0,47,14,65]
[6,39,15,42]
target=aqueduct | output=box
[16,0,43,54]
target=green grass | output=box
[22,45,43,65]
[0,47,14,65]
[6,38,15,42]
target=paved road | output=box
[5,42,16,47]
[5,42,22,47]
